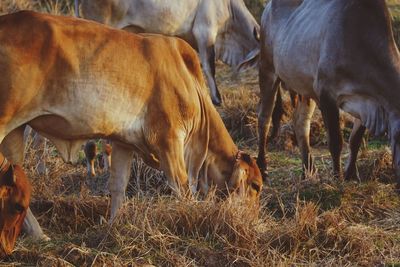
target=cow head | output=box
[215,0,260,68]
[0,154,31,256]
[227,151,263,204]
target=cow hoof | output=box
[212,97,222,106]
[260,169,269,185]
[29,233,51,242]
[344,166,360,182]
[41,234,51,242]
[395,183,400,194]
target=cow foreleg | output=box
[0,126,25,164]
[344,118,366,181]
[185,147,206,195]
[270,88,284,141]
[23,208,50,241]
[293,96,316,177]
[319,91,343,179]
[108,142,133,222]
[159,137,189,197]
[257,72,279,183]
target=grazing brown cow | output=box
[0,153,31,256]
[0,11,262,240]
[241,0,400,188]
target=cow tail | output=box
[74,0,79,18]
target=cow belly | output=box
[28,113,145,143]
[117,0,199,36]
[339,95,388,136]
[28,113,149,164]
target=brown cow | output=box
[0,153,31,256]
[0,11,262,240]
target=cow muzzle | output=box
[0,227,17,256]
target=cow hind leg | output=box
[108,142,134,222]
[319,90,343,179]
[257,72,279,183]
[293,96,316,177]
[270,88,284,141]
[203,44,221,106]
[344,118,366,181]
[193,29,221,105]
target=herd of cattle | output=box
[1,0,399,257]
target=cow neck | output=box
[0,156,11,206]
[206,102,238,171]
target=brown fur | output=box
[0,11,262,229]
[0,154,31,256]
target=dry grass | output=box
[1,1,400,266]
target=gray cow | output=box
[241,0,400,189]
[75,0,260,105]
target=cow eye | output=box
[251,182,261,193]
[14,203,24,213]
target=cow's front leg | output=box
[108,142,134,222]
[293,96,316,177]
[23,208,50,241]
[257,69,279,183]
[1,126,50,240]
[319,90,343,179]
[158,136,189,197]
[344,118,366,181]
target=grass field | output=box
[1,1,400,266]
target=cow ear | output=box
[236,48,260,72]
[0,166,16,187]
[239,152,252,165]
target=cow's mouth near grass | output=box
[0,228,15,256]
